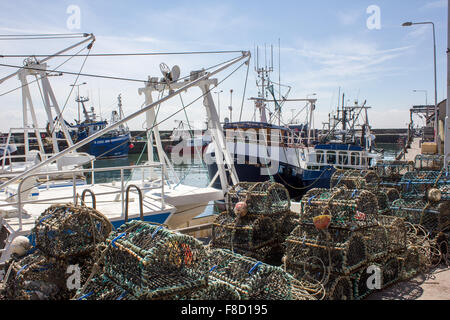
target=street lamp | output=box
[70,82,87,123]
[413,89,428,106]
[402,21,438,150]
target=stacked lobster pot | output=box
[211,182,297,265]
[374,160,415,189]
[283,187,411,300]
[74,220,210,300]
[189,248,315,300]
[2,204,112,300]
[330,169,400,214]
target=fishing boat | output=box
[301,99,382,190]
[58,94,131,159]
[205,46,314,199]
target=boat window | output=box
[316,150,324,164]
[350,152,360,166]
[338,152,348,165]
[327,151,336,165]
[361,156,366,166]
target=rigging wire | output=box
[0,50,245,58]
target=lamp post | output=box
[403,21,439,151]
[413,89,428,106]
[70,82,87,124]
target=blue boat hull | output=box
[302,166,336,191]
[79,134,131,159]
[207,161,306,200]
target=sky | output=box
[0,0,448,132]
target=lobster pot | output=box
[211,210,296,264]
[300,188,379,229]
[373,190,390,214]
[103,221,209,299]
[284,224,368,275]
[380,188,401,204]
[390,199,445,235]
[400,246,424,280]
[375,160,414,184]
[32,204,112,258]
[211,213,278,251]
[362,225,389,260]
[3,250,95,300]
[330,170,380,189]
[226,182,290,215]
[74,274,136,300]
[414,154,444,171]
[352,263,380,300]
[188,279,241,300]
[400,170,449,200]
[207,249,313,300]
[325,275,353,300]
[377,215,407,253]
[381,255,402,288]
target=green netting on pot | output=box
[284,224,368,275]
[103,220,209,299]
[375,160,414,185]
[207,248,314,300]
[330,169,380,190]
[300,188,379,229]
[390,199,444,235]
[187,278,241,300]
[3,250,95,300]
[399,170,449,201]
[226,181,290,216]
[32,204,112,259]
[325,275,353,300]
[74,274,136,300]
[211,208,296,264]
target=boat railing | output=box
[0,163,166,236]
[306,149,381,169]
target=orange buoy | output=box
[313,215,332,230]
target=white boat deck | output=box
[0,181,176,236]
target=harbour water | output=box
[88,142,402,217]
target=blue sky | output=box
[0,0,448,131]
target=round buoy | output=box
[10,236,32,257]
[129,143,135,149]
[313,215,332,230]
[234,201,248,217]
[427,188,441,202]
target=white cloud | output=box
[421,0,447,9]
[336,10,362,26]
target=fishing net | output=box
[300,188,379,229]
[206,248,315,300]
[32,204,112,259]
[103,220,209,299]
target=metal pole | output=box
[445,0,450,169]
[432,22,439,153]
